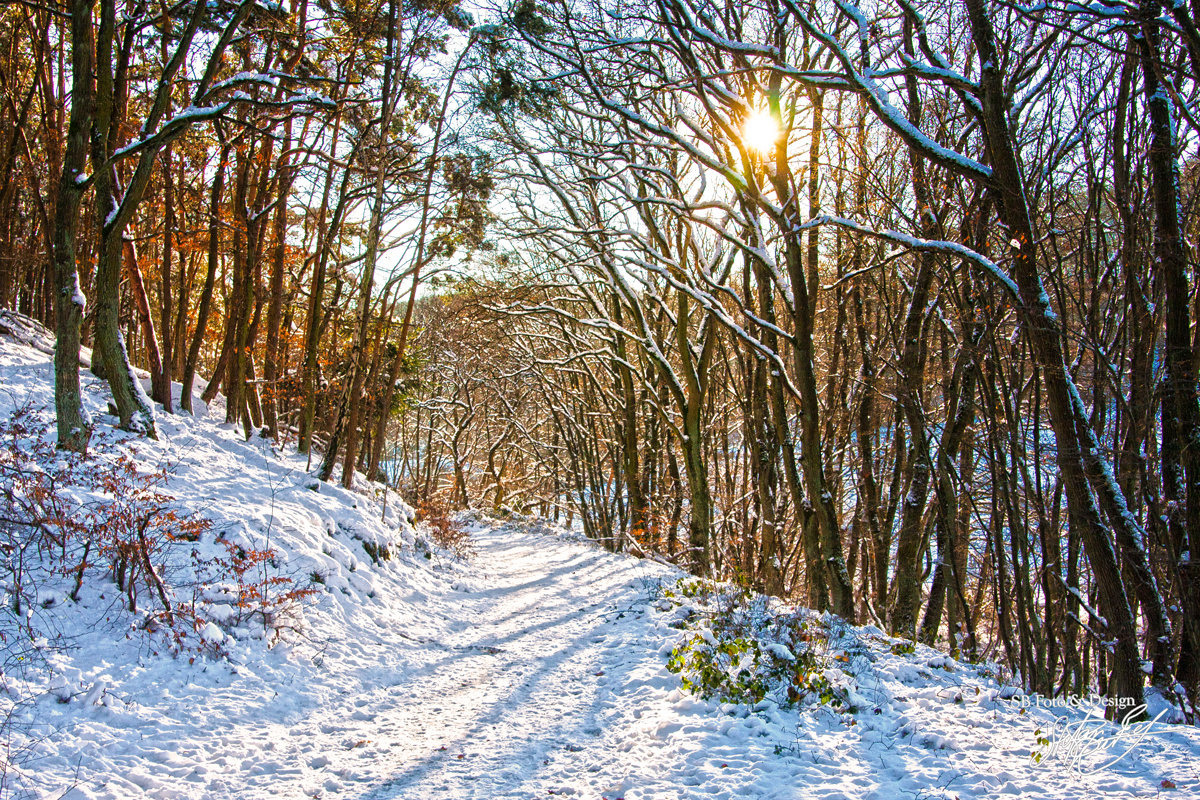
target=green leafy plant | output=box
[668,634,778,704]
[1030,727,1052,764]
[660,577,845,710]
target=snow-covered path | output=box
[36,521,1198,800]
[30,522,680,800]
[264,524,672,800]
[356,529,662,798]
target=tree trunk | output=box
[181,143,229,414]
[891,15,938,639]
[965,0,1145,715]
[612,302,649,541]
[263,120,294,439]
[155,144,175,411]
[1136,15,1194,691]
[123,240,169,411]
[89,0,157,437]
[298,116,343,454]
[51,0,94,454]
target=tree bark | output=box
[155,144,175,412]
[765,76,853,618]
[181,143,229,414]
[51,0,94,454]
[891,24,938,638]
[1136,11,1194,690]
[263,119,294,439]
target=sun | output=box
[742,109,780,154]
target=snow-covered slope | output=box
[0,315,450,797]
[2,315,1199,800]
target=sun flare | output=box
[742,109,780,154]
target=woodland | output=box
[2,0,1199,724]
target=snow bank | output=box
[0,316,476,798]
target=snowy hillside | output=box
[2,317,1199,799]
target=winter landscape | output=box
[1,317,1196,798]
[5,0,1200,798]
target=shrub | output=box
[661,577,846,710]
[362,540,390,565]
[415,495,473,560]
[193,537,318,642]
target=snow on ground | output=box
[2,315,1199,799]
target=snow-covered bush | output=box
[660,577,845,709]
[193,535,319,643]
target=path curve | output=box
[36,522,1200,800]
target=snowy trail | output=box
[355,531,651,798]
[273,525,666,800]
[34,522,676,800]
[22,520,1200,800]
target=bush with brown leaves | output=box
[0,407,313,659]
[414,495,473,560]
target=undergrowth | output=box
[0,406,316,666]
[414,495,473,560]
[659,577,852,711]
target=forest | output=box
[2,0,1199,724]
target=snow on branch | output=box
[776,0,995,184]
[799,215,1022,302]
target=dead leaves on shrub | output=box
[0,406,312,656]
[414,496,473,560]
